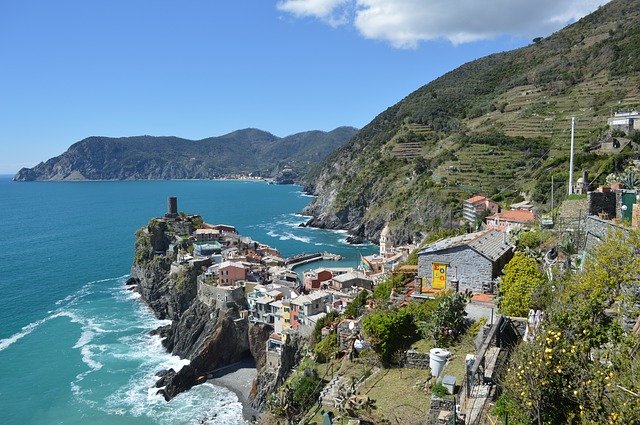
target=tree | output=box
[344,289,369,318]
[498,230,640,424]
[499,252,545,317]
[418,291,468,346]
[362,309,418,366]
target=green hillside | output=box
[304,0,640,244]
[14,127,357,181]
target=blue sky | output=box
[0,0,608,174]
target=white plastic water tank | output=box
[429,348,450,377]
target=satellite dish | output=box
[348,321,355,330]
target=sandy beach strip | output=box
[209,358,261,422]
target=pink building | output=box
[463,195,499,224]
[217,261,247,285]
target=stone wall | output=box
[197,281,245,308]
[418,246,493,293]
[405,350,430,369]
[584,215,630,254]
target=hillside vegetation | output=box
[14,127,357,181]
[304,0,640,244]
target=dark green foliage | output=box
[314,332,338,363]
[373,273,407,301]
[311,311,339,344]
[292,369,323,408]
[15,127,358,181]
[418,292,468,346]
[362,309,418,366]
[344,289,369,318]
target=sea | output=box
[0,176,376,425]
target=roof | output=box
[487,209,535,223]
[465,195,488,204]
[419,230,513,262]
[219,261,246,269]
[333,271,370,283]
[194,228,220,234]
[510,200,534,210]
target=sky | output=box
[0,0,610,174]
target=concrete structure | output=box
[417,230,514,294]
[194,228,221,242]
[608,111,640,134]
[197,280,245,308]
[463,195,499,224]
[331,271,373,291]
[485,210,535,232]
[194,241,222,256]
[361,254,385,275]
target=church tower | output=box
[380,224,390,257]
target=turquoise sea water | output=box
[0,177,375,424]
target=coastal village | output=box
[142,131,640,425]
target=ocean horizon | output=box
[0,177,375,424]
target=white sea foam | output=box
[80,345,104,371]
[280,232,311,243]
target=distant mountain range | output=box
[304,0,640,244]
[13,127,358,181]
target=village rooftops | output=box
[486,209,535,224]
[466,195,489,204]
[218,260,246,269]
[291,291,330,306]
[332,271,369,283]
[194,228,220,235]
[419,229,513,262]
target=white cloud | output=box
[277,0,350,25]
[277,0,611,48]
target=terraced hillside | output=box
[304,0,640,244]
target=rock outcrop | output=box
[129,218,254,402]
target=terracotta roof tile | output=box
[466,195,488,203]
[488,210,535,223]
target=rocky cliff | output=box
[14,127,357,182]
[303,0,640,245]
[128,217,273,404]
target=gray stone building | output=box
[417,230,514,294]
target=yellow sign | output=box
[432,263,447,289]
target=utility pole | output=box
[568,117,575,196]
[551,175,554,219]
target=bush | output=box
[499,252,546,317]
[432,382,449,397]
[362,309,418,366]
[311,311,339,345]
[314,332,338,363]
[418,291,468,346]
[345,289,369,318]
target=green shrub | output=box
[432,382,449,397]
[362,309,418,366]
[314,332,338,363]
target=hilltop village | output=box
[130,153,640,424]
[125,101,640,425]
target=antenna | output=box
[568,117,575,196]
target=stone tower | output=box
[166,196,178,218]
